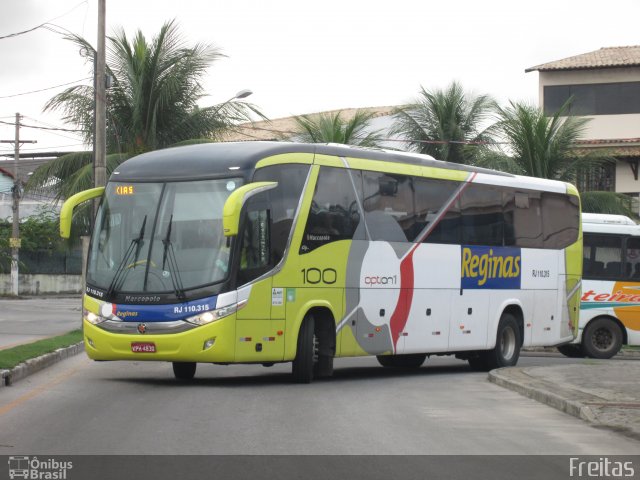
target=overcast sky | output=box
[1,0,639,161]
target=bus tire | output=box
[482,313,521,370]
[292,315,316,383]
[581,317,623,359]
[315,354,334,378]
[376,354,426,368]
[173,362,196,380]
[557,344,585,358]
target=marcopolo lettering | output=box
[461,246,521,289]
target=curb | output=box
[0,342,84,388]
[487,368,597,422]
[488,366,640,441]
[522,347,640,358]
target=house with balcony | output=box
[526,46,640,207]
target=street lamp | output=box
[213,89,253,114]
[233,89,253,100]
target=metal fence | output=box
[0,247,83,274]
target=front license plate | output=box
[131,342,156,353]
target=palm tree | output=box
[478,100,632,216]
[390,82,494,164]
[27,20,262,200]
[292,109,384,147]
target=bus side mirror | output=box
[223,182,277,237]
[59,187,105,239]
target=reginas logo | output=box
[461,246,521,289]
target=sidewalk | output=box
[489,360,640,441]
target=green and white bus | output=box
[61,142,582,382]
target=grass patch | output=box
[0,330,83,370]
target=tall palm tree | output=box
[390,82,495,164]
[292,109,384,147]
[27,20,262,200]
[478,100,632,216]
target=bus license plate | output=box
[131,342,156,353]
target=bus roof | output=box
[110,142,571,195]
[582,212,640,235]
[111,141,512,182]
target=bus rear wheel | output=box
[470,313,521,371]
[581,318,623,359]
[377,354,426,368]
[173,362,196,380]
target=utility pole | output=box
[0,113,36,296]
[94,0,106,189]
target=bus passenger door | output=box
[234,197,283,362]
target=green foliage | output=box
[29,19,264,200]
[581,191,636,217]
[391,81,495,163]
[292,109,384,147]
[0,330,83,369]
[483,99,611,182]
[0,205,79,273]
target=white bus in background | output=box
[559,213,640,358]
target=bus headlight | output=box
[185,300,246,326]
[84,308,109,325]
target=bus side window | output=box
[362,171,414,242]
[237,196,272,285]
[300,167,363,254]
[625,237,640,279]
[460,183,503,246]
[414,177,460,244]
[542,192,580,249]
[583,233,623,279]
[505,191,543,248]
[252,164,310,263]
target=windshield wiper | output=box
[106,215,147,300]
[161,215,186,301]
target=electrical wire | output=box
[0,1,88,40]
[0,78,91,99]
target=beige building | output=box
[221,106,397,143]
[526,46,640,202]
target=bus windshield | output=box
[87,178,242,295]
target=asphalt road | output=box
[0,297,82,349]
[1,353,638,455]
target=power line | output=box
[0,78,91,99]
[0,119,87,133]
[22,116,87,142]
[0,1,88,40]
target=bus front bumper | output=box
[83,315,236,363]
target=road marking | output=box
[0,368,81,417]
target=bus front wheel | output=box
[173,362,196,380]
[292,315,317,383]
[581,318,623,359]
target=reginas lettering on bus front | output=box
[461,246,521,289]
